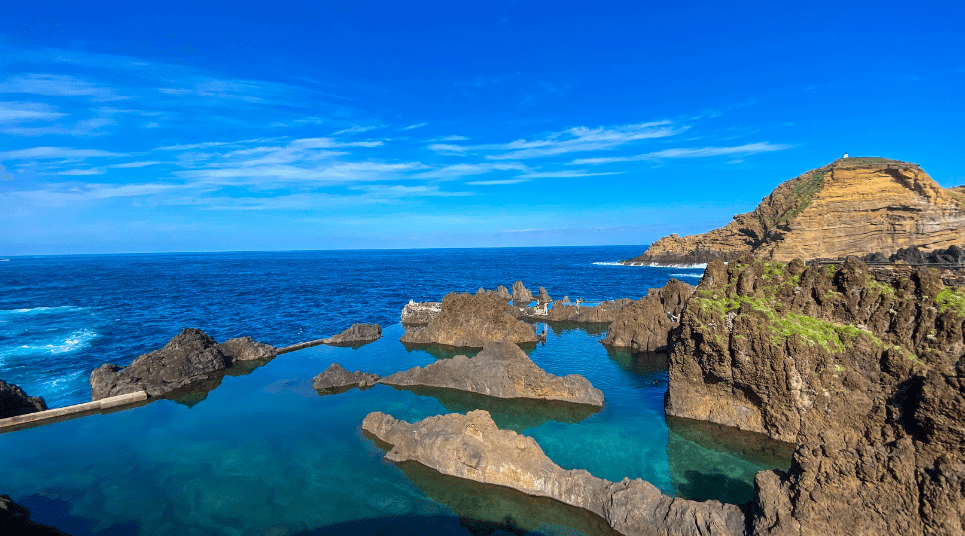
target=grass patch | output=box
[772,171,825,226]
[865,275,896,298]
[935,287,965,318]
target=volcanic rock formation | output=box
[625,158,965,265]
[0,380,47,419]
[400,292,538,347]
[602,279,695,352]
[380,341,604,407]
[0,495,71,536]
[401,301,442,325]
[90,328,277,400]
[321,323,382,346]
[362,410,746,536]
[666,254,965,535]
[312,363,380,393]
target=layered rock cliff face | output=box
[626,158,965,265]
[666,255,965,535]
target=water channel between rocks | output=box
[0,322,793,536]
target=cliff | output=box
[625,158,965,265]
[666,255,965,535]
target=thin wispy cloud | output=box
[400,122,428,131]
[0,146,128,161]
[466,178,531,186]
[0,74,125,101]
[0,101,66,122]
[428,120,684,160]
[570,142,793,165]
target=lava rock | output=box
[0,380,47,419]
[380,341,603,407]
[401,292,537,347]
[362,410,745,536]
[323,323,382,346]
[312,363,380,393]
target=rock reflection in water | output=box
[393,385,600,432]
[542,320,609,337]
[164,358,273,408]
[401,342,483,360]
[395,461,621,536]
[603,348,668,377]
[666,415,794,504]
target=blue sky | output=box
[1,1,963,255]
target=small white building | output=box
[843,153,849,158]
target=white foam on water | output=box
[42,369,86,394]
[670,273,703,278]
[593,261,708,269]
[0,305,89,317]
[0,327,98,359]
[592,261,625,266]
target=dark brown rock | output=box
[0,380,47,418]
[362,410,745,536]
[512,281,534,305]
[663,256,965,535]
[312,363,380,393]
[602,279,695,352]
[380,341,604,407]
[219,336,276,362]
[89,328,276,401]
[400,292,538,347]
[322,323,382,346]
[0,495,71,535]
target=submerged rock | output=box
[89,328,276,401]
[0,495,71,535]
[312,363,380,393]
[362,410,746,536]
[0,380,47,419]
[400,292,538,347]
[381,341,603,407]
[322,323,382,346]
[602,279,694,352]
[400,300,442,325]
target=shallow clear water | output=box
[0,247,792,535]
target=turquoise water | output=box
[1,323,791,535]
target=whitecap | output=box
[592,261,708,269]
[592,261,625,266]
[42,369,86,393]
[0,327,98,359]
[0,305,89,317]
[670,273,703,278]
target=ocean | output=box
[0,246,789,536]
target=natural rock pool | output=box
[1,322,792,535]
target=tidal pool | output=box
[0,323,792,536]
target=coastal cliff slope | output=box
[625,158,965,265]
[666,255,965,535]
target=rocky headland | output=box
[666,255,965,535]
[625,158,965,265]
[602,279,695,352]
[89,328,276,400]
[400,291,538,347]
[362,409,747,536]
[381,341,604,407]
[0,380,48,419]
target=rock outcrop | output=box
[602,279,695,352]
[400,292,538,347]
[665,255,965,535]
[0,380,47,418]
[512,280,534,304]
[89,328,277,400]
[401,300,441,325]
[362,410,746,536]
[312,363,380,393]
[625,158,965,265]
[0,495,71,536]
[861,244,965,265]
[528,298,634,323]
[380,341,604,407]
[322,323,382,346]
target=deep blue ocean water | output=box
[0,246,791,536]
